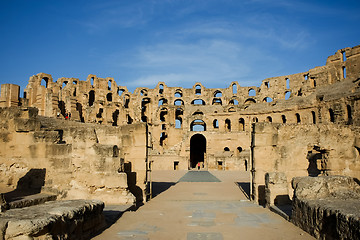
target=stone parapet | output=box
[0,199,105,240]
[291,176,360,239]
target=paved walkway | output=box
[93,170,314,240]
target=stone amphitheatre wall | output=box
[0,44,359,204]
[0,107,148,204]
[253,122,360,204]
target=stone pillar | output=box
[0,84,20,107]
[265,172,290,207]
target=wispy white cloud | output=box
[113,38,278,90]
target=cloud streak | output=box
[111,38,279,90]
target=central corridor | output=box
[93,171,314,240]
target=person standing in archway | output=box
[197,162,200,170]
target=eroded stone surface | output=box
[0,199,105,240]
[291,176,360,239]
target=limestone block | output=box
[292,175,360,200]
[265,172,290,206]
[101,173,128,189]
[1,200,105,240]
[291,176,360,239]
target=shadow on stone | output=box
[236,182,250,199]
[4,168,46,202]
[152,182,176,198]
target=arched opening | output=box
[160,132,167,147]
[174,90,182,98]
[141,98,151,122]
[190,119,206,131]
[296,113,301,123]
[159,84,164,94]
[62,81,68,89]
[228,107,235,112]
[106,93,112,102]
[123,95,130,108]
[266,116,272,122]
[281,115,287,123]
[285,91,291,100]
[76,103,84,122]
[213,119,219,129]
[112,109,119,126]
[190,134,206,169]
[232,84,237,94]
[239,118,245,131]
[192,111,203,116]
[191,99,205,105]
[108,80,112,90]
[90,77,94,86]
[214,90,222,97]
[312,79,317,87]
[141,89,148,96]
[195,85,201,95]
[225,119,231,132]
[41,77,48,88]
[237,147,242,153]
[224,147,230,151]
[175,118,182,129]
[118,88,125,96]
[174,99,184,106]
[229,99,239,105]
[263,97,273,103]
[245,98,256,104]
[347,105,352,124]
[311,111,316,124]
[158,98,168,106]
[212,98,222,105]
[248,88,256,96]
[89,90,95,106]
[175,108,183,128]
[343,67,346,79]
[329,108,335,123]
[286,78,290,89]
[160,108,168,122]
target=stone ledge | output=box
[291,176,360,239]
[292,198,360,239]
[4,193,57,211]
[0,199,105,240]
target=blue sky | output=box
[0,0,359,94]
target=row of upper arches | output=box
[160,103,353,132]
[156,92,292,107]
[189,118,246,132]
[39,76,292,106]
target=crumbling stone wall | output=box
[0,107,148,204]
[252,122,360,204]
[1,45,356,172]
[291,176,360,239]
[0,45,359,204]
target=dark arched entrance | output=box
[190,134,206,169]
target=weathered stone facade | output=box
[0,44,359,207]
[0,107,147,205]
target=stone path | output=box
[93,170,314,240]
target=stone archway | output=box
[190,134,206,169]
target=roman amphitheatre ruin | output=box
[0,45,359,239]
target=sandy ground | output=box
[93,170,314,240]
